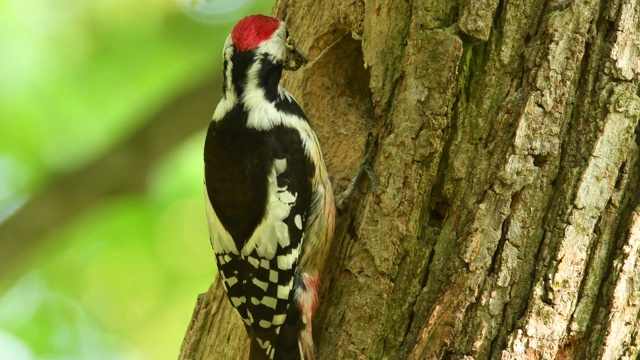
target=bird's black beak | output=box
[284,37,307,71]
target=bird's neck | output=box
[223,51,282,104]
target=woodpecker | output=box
[203,15,335,360]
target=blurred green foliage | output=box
[0,0,273,358]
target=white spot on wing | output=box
[252,278,269,291]
[247,309,254,324]
[294,214,303,230]
[257,338,271,349]
[259,319,272,328]
[274,158,287,174]
[231,296,245,307]
[224,276,238,287]
[269,270,278,282]
[247,256,259,268]
[277,224,290,248]
[272,313,286,326]
[278,190,297,205]
[277,278,293,299]
[277,249,298,270]
[262,296,277,309]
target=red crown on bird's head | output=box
[231,15,282,52]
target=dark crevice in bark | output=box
[392,235,437,358]
[491,0,505,40]
[488,191,520,276]
[480,83,521,153]
[635,119,640,149]
[614,161,628,191]
[420,240,437,291]
[463,37,505,151]
[533,2,551,37]
[454,42,473,124]
[532,154,548,168]
[488,217,507,277]
[346,216,358,239]
[566,212,604,336]
[514,227,547,320]
[461,56,480,123]
[557,4,623,352]
[488,299,512,360]
[428,201,450,229]
[582,155,640,357]
[533,55,601,311]
[403,305,415,340]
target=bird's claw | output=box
[335,132,378,211]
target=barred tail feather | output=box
[248,289,309,360]
[248,328,306,360]
[248,337,271,360]
[248,336,305,360]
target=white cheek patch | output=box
[255,23,288,64]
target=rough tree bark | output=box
[180,0,640,359]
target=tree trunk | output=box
[180,0,640,359]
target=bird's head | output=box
[226,15,307,71]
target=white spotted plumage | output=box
[203,14,335,360]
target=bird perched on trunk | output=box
[203,14,335,360]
